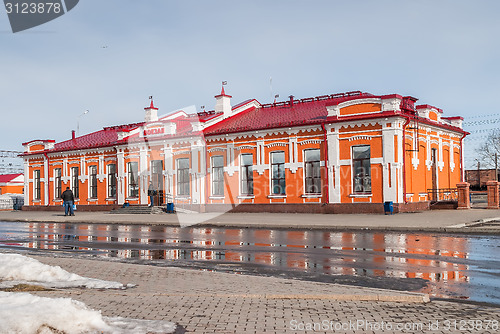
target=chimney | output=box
[215,86,232,119]
[71,130,76,140]
[289,95,294,106]
[144,99,159,122]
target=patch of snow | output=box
[0,253,130,289]
[0,292,176,334]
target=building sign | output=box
[143,127,165,137]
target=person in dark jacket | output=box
[148,182,157,207]
[61,187,75,216]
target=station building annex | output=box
[21,88,467,213]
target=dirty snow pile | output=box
[0,253,129,289]
[0,292,177,333]
[0,253,176,333]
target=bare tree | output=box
[477,129,500,169]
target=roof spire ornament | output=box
[144,96,159,122]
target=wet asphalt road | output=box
[0,221,499,305]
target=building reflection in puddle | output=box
[2,222,484,301]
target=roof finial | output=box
[148,95,154,109]
[221,81,227,95]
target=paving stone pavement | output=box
[27,255,500,334]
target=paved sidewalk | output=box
[26,255,500,334]
[1,209,500,233]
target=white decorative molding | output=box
[207,147,227,153]
[381,97,401,112]
[298,139,323,145]
[265,142,288,148]
[347,135,374,142]
[234,145,255,151]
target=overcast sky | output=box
[1,0,499,168]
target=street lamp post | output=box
[77,110,89,136]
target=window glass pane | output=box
[272,151,285,163]
[312,162,321,177]
[177,158,190,196]
[305,163,312,177]
[353,146,370,159]
[272,164,279,176]
[352,145,370,193]
[305,149,320,162]
[212,156,223,167]
[362,159,371,176]
[241,154,253,166]
[278,165,285,179]
[178,158,189,169]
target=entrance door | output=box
[431,148,438,201]
[151,160,164,206]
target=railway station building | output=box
[21,88,466,213]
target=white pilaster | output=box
[44,156,49,205]
[382,124,398,202]
[117,149,125,204]
[327,127,341,203]
[255,139,266,175]
[23,159,29,205]
[163,145,173,202]
[139,146,148,205]
[396,125,404,203]
[438,133,444,172]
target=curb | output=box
[118,292,430,303]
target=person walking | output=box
[61,187,75,216]
[148,181,157,207]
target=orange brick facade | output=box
[22,90,466,211]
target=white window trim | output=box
[53,168,62,200]
[106,163,117,199]
[269,150,286,196]
[127,161,139,199]
[70,166,79,199]
[211,155,224,197]
[239,153,254,197]
[176,158,190,197]
[33,169,41,201]
[351,145,372,195]
[302,148,322,195]
[88,165,98,199]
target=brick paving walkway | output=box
[27,255,500,334]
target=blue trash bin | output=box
[384,201,393,215]
[166,203,174,213]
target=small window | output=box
[71,167,79,198]
[271,151,286,195]
[211,156,224,196]
[177,158,190,196]
[240,154,253,195]
[89,165,98,199]
[304,149,321,194]
[33,170,41,200]
[54,168,62,199]
[107,164,117,198]
[352,145,371,193]
[128,162,139,198]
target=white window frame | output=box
[240,153,254,196]
[270,151,286,196]
[88,165,98,199]
[303,148,321,195]
[107,163,117,199]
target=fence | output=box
[427,188,458,202]
[0,196,24,210]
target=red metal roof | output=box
[24,91,466,155]
[54,122,143,151]
[0,173,22,183]
[203,91,372,135]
